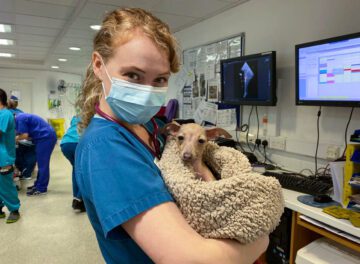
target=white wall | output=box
[173,0,360,172]
[0,68,82,128]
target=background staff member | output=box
[60,115,85,212]
[0,88,20,223]
[15,113,57,196]
[8,95,23,115]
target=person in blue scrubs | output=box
[60,115,85,212]
[8,99,37,181]
[15,113,57,196]
[8,95,23,115]
[75,8,268,264]
[0,88,20,223]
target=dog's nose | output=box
[182,153,192,161]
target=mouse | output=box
[313,194,333,203]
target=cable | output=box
[255,106,259,140]
[235,128,246,152]
[314,106,322,176]
[245,106,260,152]
[342,106,355,158]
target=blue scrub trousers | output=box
[0,172,20,212]
[60,143,81,200]
[34,135,57,192]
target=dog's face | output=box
[176,123,208,162]
[162,122,232,163]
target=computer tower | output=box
[266,208,292,264]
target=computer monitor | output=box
[220,51,277,106]
[296,32,360,107]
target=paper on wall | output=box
[184,49,197,70]
[330,161,345,204]
[182,104,194,119]
[207,79,220,102]
[193,100,217,125]
[205,63,216,80]
[228,36,242,58]
[217,108,237,131]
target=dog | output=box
[162,122,232,181]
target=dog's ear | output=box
[161,122,181,136]
[205,128,232,140]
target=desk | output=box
[282,189,360,263]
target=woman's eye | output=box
[177,136,184,141]
[198,139,205,144]
[124,72,140,81]
[154,77,168,85]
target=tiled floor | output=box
[0,146,104,264]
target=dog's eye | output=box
[198,139,206,144]
[177,136,184,141]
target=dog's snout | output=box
[182,152,192,161]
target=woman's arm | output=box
[122,201,269,264]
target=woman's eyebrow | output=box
[121,66,146,74]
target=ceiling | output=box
[0,0,249,75]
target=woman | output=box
[0,88,20,223]
[75,8,268,264]
[60,115,85,212]
[15,113,57,196]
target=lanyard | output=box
[95,104,161,159]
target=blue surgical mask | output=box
[101,62,167,124]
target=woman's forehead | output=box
[111,34,170,72]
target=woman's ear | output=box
[92,52,104,81]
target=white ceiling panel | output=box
[0,11,16,24]
[0,46,16,53]
[79,2,117,20]
[17,34,54,43]
[14,0,74,20]
[15,25,60,37]
[17,46,48,52]
[153,12,198,32]
[152,0,229,18]
[18,54,47,60]
[90,0,162,10]
[0,0,14,12]
[66,28,97,39]
[70,17,102,30]
[17,39,52,48]
[26,0,78,7]
[0,0,247,73]
[15,14,65,28]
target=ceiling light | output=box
[58,58,67,62]
[0,24,12,33]
[69,47,81,51]
[0,39,14,45]
[51,65,59,69]
[0,53,14,57]
[90,25,101,31]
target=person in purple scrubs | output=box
[15,113,57,196]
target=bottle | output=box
[262,114,268,138]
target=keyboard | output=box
[262,171,333,195]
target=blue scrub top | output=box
[60,116,80,145]
[75,117,173,264]
[9,108,23,115]
[0,108,16,167]
[15,113,56,143]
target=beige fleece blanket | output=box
[157,139,284,244]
